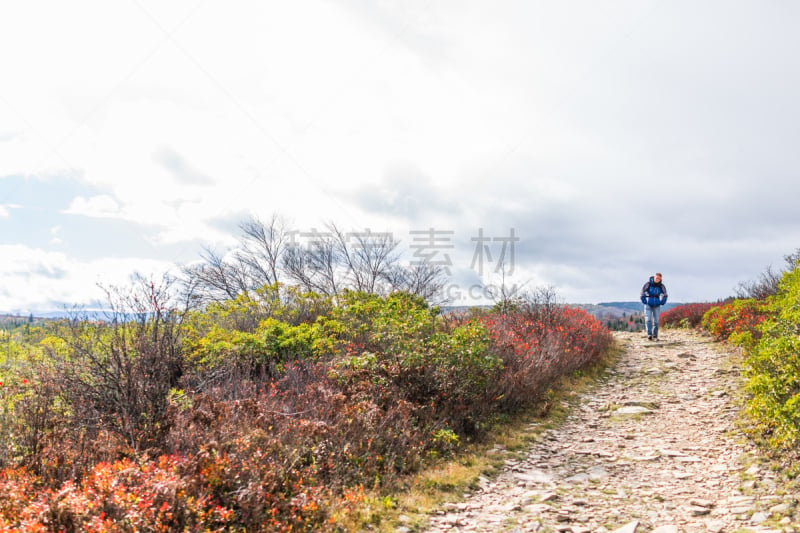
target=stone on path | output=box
[650,526,678,533]
[615,405,653,415]
[611,520,639,533]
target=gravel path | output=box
[423,330,798,533]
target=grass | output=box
[338,339,626,532]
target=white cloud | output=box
[63,195,121,218]
[2,1,800,309]
[0,244,178,313]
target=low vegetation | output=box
[660,302,723,329]
[0,279,612,531]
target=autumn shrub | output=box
[0,457,234,532]
[1,286,615,531]
[661,302,723,329]
[701,298,771,342]
[742,267,800,450]
[482,305,612,413]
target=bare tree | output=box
[181,247,251,303]
[238,214,290,286]
[49,274,185,455]
[182,212,452,304]
[386,262,449,303]
[281,229,341,295]
[329,223,400,294]
[736,247,800,300]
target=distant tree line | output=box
[606,312,644,332]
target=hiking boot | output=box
[647,335,653,341]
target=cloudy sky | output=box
[2,1,799,313]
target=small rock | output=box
[524,503,552,514]
[690,498,714,509]
[751,511,769,524]
[659,449,687,457]
[514,470,554,484]
[588,466,609,481]
[705,519,725,533]
[689,506,711,516]
[651,526,678,533]
[674,455,703,462]
[610,521,639,533]
[745,465,760,476]
[566,473,590,483]
[769,502,792,514]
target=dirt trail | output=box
[422,330,798,533]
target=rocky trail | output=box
[423,330,798,533]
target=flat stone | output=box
[631,454,661,461]
[588,466,609,480]
[769,502,792,514]
[610,521,639,533]
[514,470,554,484]
[659,449,687,457]
[565,473,590,483]
[751,511,769,524]
[690,498,714,508]
[616,406,654,415]
[674,455,703,462]
[705,520,725,533]
[689,506,711,516]
[524,503,552,514]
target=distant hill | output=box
[575,301,681,320]
[598,301,681,312]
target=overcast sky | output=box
[2,1,799,313]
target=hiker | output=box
[641,272,668,341]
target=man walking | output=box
[641,272,668,340]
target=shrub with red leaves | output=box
[661,302,723,329]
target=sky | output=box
[2,1,799,313]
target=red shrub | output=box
[661,302,722,329]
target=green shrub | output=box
[743,267,800,449]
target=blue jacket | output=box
[641,277,668,307]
